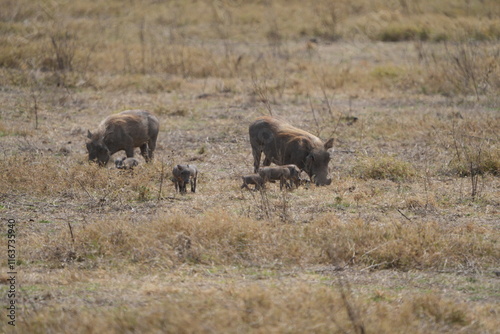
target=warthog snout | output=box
[311,174,332,186]
[319,178,332,186]
[87,138,110,166]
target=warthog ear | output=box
[324,138,334,150]
[87,130,93,139]
[177,164,183,170]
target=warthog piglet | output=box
[241,174,265,191]
[280,164,303,188]
[258,166,296,190]
[115,157,139,170]
[172,164,198,193]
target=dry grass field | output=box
[1,0,499,333]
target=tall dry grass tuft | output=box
[313,216,498,271]
[19,208,499,271]
[0,153,169,202]
[13,281,497,334]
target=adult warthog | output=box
[249,116,334,186]
[86,110,159,166]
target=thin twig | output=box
[360,261,392,272]
[308,94,321,137]
[67,222,75,244]
[337,276,366,334]
[397,209,412,222]
[75,178,95,201]
[158,159,165,200]
[319,76,333,118]
[359,241,392,258]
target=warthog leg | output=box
[140,144,150,162]
[252,148,262,173]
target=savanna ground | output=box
[0,0,499,333]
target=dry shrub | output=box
[352,155,417,182]
[431,112,500,198]
[448,144,500,179]
[448,135,500,178]
[369,292,492,333]
[313,216,498,271]
[422,41,500,98]
[401,294,470,328]
[404,195,436,212]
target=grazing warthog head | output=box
[304,147,333,186]
[249,116,333,186]
[86,110,159,166]
[86,133,110,166]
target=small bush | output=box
[409,294,470,326]
[448,146,500,177]
[352,155,417,182]
[370,65,403,79]
[378,25,429,42]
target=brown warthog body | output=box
[86,110,159,166]
[258,166,295,190]
[241,174,265,191]
[115,157,139,170]
[172,164,198,193]
[249,116,333,186]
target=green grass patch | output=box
[377,25,430,42]
[352,155,417,182]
